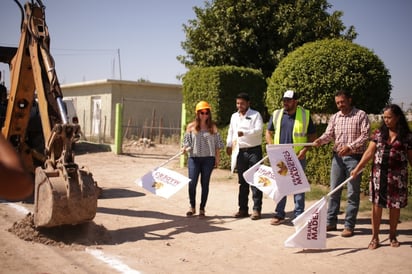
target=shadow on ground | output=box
[96,207,231,244]
[99,188,145,199]
[74,141,112,155]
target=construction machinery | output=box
[0,0,98,227]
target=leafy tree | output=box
[265,38,391,114]
[178,0,356,78]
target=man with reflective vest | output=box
[265,90,316,225]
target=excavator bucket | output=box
[0,1,99,227]
[34,164,98,228]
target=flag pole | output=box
[156,150,185,169]
[326,176,353,197]
[250,155,269,168]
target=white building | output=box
[61,79,182,143]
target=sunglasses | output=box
[199,111,210,115]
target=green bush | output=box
[217,124,230,169]
[266,38,391,115]
[182,66,267,127]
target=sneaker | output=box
[270,216,285,225]
[234,210,249,218]
[326,224,337,231]
[251,210,261,220]
[341,228,354,237]
[186,207,195,217]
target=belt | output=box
[239,145,261,152]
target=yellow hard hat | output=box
[195,101,211,112]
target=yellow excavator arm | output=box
[1,1,98,228]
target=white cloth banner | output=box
[243,164,279,201]
[266,145,310,197]
[230,139,239,174]
[136,167,190,199]
[284,197,328,249]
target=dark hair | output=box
[380,104,411,142]
[194,111,215,134]
[236,92,250,102]
[334,89,352,99]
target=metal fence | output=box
[121,97,182,144]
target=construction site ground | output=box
[1,142,411,274]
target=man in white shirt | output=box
[226,92,264,220]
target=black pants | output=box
[236,146,263,212]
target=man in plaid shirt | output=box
[314,90,370,237]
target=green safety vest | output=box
[273,106,310,153]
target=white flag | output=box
[230,139,239,174]
[243,164,278,200]
[135,167,190,199]
[266,145,310,197]
[284,197,328,249]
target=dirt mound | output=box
[8,213,111,250]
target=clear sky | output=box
[1,0,411,108]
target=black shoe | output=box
[250,210,261,220]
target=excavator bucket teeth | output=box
[34,166,98,228]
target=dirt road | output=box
[1,143,411,274]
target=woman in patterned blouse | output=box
[182,101,224,218]
[351,104,412,250]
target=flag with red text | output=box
[243,164,278,200]
[284,197,328,248]
[136,167,190,199]
[266,145,310,197]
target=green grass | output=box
[401,202,412,221]
[306,184,412,222]
[305,184,329,200]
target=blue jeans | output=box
[236,146,263,212]
[327,153,362,229]
[188,156,215,210]
[274,159,306,219]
